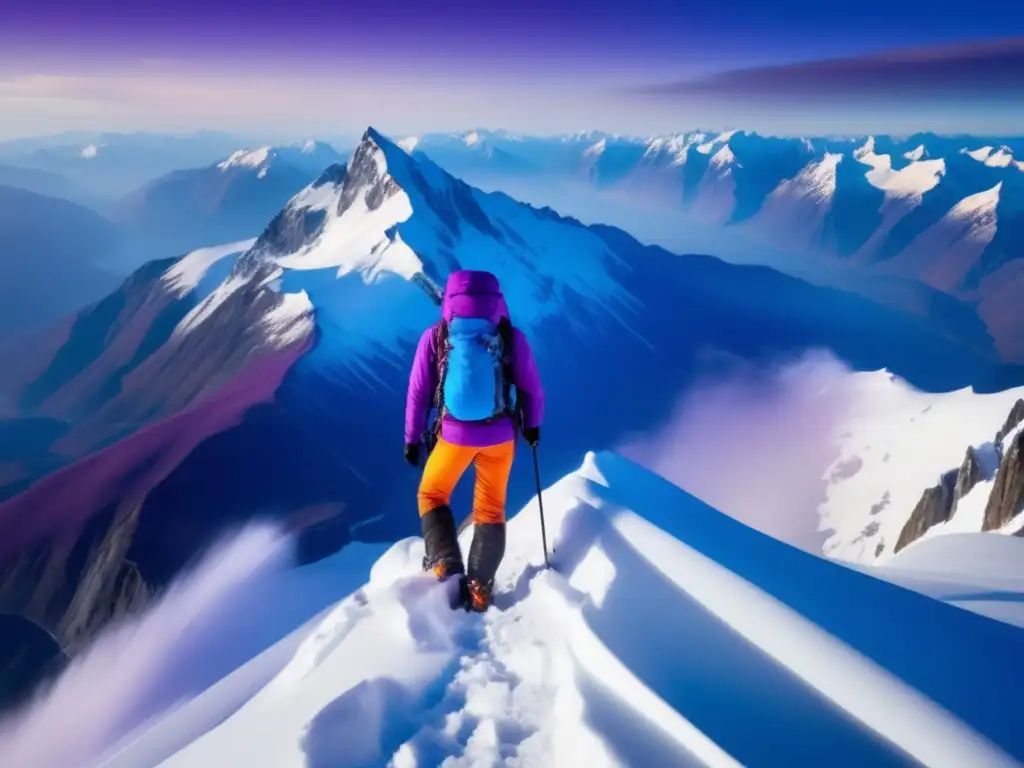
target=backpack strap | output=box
[426,320,449,452]
[497,317,520,431]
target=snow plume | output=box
[0,523,296,768]
[618,349,856,553]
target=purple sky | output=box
[2,0,1023,139]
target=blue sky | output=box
[1,0,1022,139]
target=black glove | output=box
[404,443,421,467]
[522,426,540,447]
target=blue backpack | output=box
[431,316,516,432]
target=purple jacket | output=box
[405,270,545,448]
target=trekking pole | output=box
[531,444,550,569]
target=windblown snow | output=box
[88,452,1023,768]
[80,144,100,159]
[819,369,1024,564]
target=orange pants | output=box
[418,438,515,524]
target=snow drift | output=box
[82,452,1024,768]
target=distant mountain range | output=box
[403,129,1024,362]
[0,131,251,200]
[110,142,346,261]
[0,185,120,337]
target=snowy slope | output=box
[85,452,1024,768]
[882,183,1002,292]
[818,370,1024,564]
[875,531,1024,628]
[742,153,842,251]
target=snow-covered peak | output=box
[854,139,945,199]
[643,132,704,166]
[644,133,687,155]
[965,146,994,163]
[462,131,482,147]
[952,181,1002,218]
[962,145,1020,169]
[567,129,607,142]
[984,147,1015,168]
[709,143,736,170]
[236,125,635,353]
[904,145,927,162]
[696,130,738,155]
[80,144,100,159]
[780,152,842,202]
[854,136,878,160]
[218,147,273,173]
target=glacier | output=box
[7,451,1020,768]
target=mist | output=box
[0,524,296,768]
[618,349,857,553]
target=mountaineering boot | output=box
[465,522,506,611]
[421,505,464,581]
[464,578,493,613]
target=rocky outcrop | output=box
[983,430,1024,531]
[950,445,988,518]
[895,468,959,553]
[996,399,1024,445]
[896,399,1024,552]
[0,498,151,681]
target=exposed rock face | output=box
[996,399,1024,445]
[0,500,151,653]
[896,468,959,553]
[950,445,987,518]
[896,399,1024,552]
[983,430,1024,531]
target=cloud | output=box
[632,37,1024,103]
[617,349,857,553]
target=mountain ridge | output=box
[0,125,1020,711]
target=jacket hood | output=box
[441,269,509,323]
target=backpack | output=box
[429,316,517,447]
